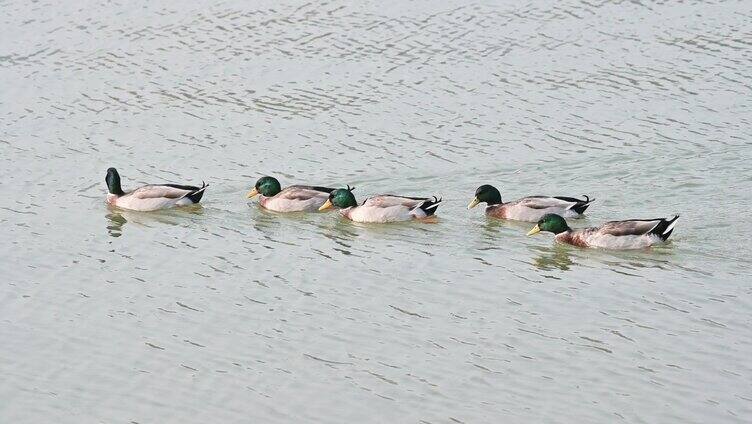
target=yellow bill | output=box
[318,199,333,211]
[467,197,480,209]
[526,225,541,236]
[246,188,259,198]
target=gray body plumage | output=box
[341,195,441,223]
[558,217,679,249]
[259,185,333,212]
[108,183,207,211]
[489,196,593,222]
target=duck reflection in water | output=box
[479,217,530,241]
[530,244,576,271]
[249,207,318,241]
[105,212,127,237]
[105,204,204,237]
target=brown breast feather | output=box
[558,231,589,247]
[486,204,506,219]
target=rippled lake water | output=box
[2,0,751,422]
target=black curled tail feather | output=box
[650,215,680,241]
[565,195,595,215]
[418,196,442,216]
[187,181,208,203]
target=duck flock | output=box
[105,167,679,250]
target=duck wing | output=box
[517,196,592,210]
[362,195,428,208]
[278,185,335,201]
[598,216,679,239]
[358,195,442,219]
[130,184,199,199]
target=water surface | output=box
[1,0,751,422]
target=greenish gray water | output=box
[1,0,751,422]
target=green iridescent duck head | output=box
[319,185,357,210]
[467,184,502,209]
[527,214,571,236]
[247,176,282,198]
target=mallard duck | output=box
[318,186,442,223]
[527,213,679,249]
[105,167,207,211]
[468,184,594,222]
[246,176,337,212]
